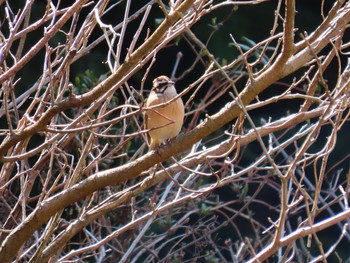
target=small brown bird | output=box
[144,76,184,150]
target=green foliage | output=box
[74,69,107,94]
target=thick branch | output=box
[38,105,330,262]
[0,0,196,160]
[1,1,350,262]
[282,0,295,57]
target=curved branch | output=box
[248,208,350,262]
[0,0,89,83]
[0,0,196,160]
[30,106,332,262]
[1,1,350,262]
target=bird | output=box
[144,75,184,150]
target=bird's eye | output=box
[157,82,168,93]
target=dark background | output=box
[1,0,349,261]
